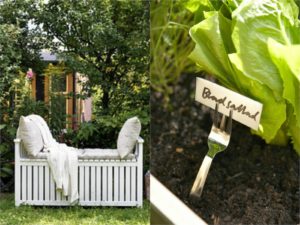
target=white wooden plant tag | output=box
[195,78,263,130]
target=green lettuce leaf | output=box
[268,39,300,126]
[188,0,300,153]
[228,53,287,143]
[189,11,237,89]
[268,39,300,153]
[231,0,299,99]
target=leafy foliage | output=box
[187,0,300,153]
[0,23,22,190]
[30,0,150,115]
[151,1,197,105]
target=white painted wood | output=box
[108,166,112,202]
[79,161,137,166]
[38,166,44,201]
[84,166,89,201]
[15,137,144,207]
[102,166,107,201]
[119,166,124,202]
[131,166,136,201]
[21,166,26,200]
[44,166,49,201]
[21,200,137,207]
[33,166,38,201]
[96,167,101,201]
[137,142,143,207]
[20,160,137,167]
[79,166,84,202]
[91,166,95,202]
[50,172,55,201]
[125,166,130,202]
[56,185,61,201]
[114,166,119,201]
[151,175,207,225]
[14,139,21,206]
[62,194,67,202]
[27,166,32,201]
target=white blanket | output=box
[28,115,79,204]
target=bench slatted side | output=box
[14,138,143,207]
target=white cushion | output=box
[34,149,136,160]
[17,116,43,157]
[117,117,141,159]
[27,114,56,146]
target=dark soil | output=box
[151,73,300,225]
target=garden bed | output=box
[151,73,299,225]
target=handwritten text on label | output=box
[195,78,263,130]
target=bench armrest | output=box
[14,138,21,143]
[135,137,144,159]
[137,136,144,144]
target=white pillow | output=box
[117,117,141,159]
[17,116,43,157]
[27,114,56,146]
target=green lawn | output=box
[0,193,150,225]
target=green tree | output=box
[31,0,149,115]
[0,0,47,190]
[0,23,21,189]
[0,0,48,74]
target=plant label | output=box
[195,78,263,130]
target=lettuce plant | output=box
[187,0,300,153]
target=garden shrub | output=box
[63,110,150,171]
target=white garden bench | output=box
[14,115,144,207]
[14,137,143,207]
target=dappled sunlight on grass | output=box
[0,193,149,225]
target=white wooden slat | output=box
[56,189,61,201]
[91,166,95,202]
[33,166,38,201]
[79,166,84,202]
[27,166,32,201]
[119,166,124,202]
[21,166,26,201]
[114,166,119,202]
[131,166,136,201]
[14,140,21,206]
[108,166,112,202]
[102,167,107,201]
[45,166,49,201]
[137,142,143,207]
[96,167,101,201]
[125,166,130,202]
[38,166,44,201]
[61,191,67,201]
[84,166,89,201]
[50,173,55,201]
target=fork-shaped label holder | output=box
[190,103,232,198]
[190,78,263,198]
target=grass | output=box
[0,193,150,225]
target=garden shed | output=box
[28,50,92,130]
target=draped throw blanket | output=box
[28,115,79,204]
